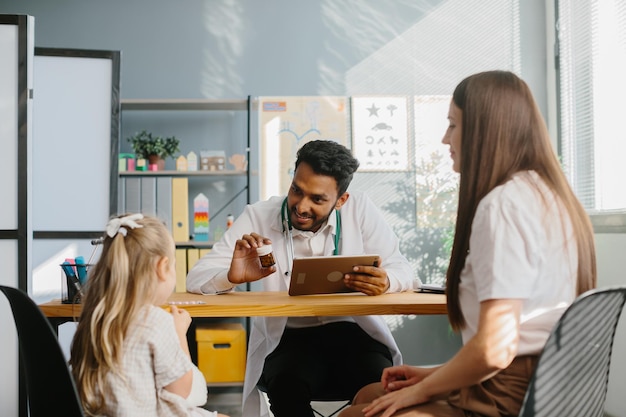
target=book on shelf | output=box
[172,177,190,242]
[187,248,201,272]
[175,248,187,292]
[124,177,141,213]
[140,176,157,217]
[156,177,173,233]
[120,177,173,234]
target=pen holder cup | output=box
[60,264,91,304]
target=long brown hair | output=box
[69,215,172,415]
[446,71,596,330]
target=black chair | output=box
[518,286,626,417]
[0,285,85,417]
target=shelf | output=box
[119,170,246,177]
[175,241,214,249]
[120,98,248,111]
[206,382,244,388]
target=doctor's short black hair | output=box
[294,140,360,195]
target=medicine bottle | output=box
[256,244,276,267]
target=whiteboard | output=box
[32,49,119,231]
[0,24,18,230]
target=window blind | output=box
[557,0,626,211]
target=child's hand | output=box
[169,305,192,338]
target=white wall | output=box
[594,233,626,417]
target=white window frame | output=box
[553,0,626,233]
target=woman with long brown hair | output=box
[339,70,596,417]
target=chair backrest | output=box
[0,285,85,417]
[518,286,626,417]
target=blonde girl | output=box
[338,71,596,417]
[69,214,229,417]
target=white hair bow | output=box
[106,213,144,238]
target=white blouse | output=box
[459,171,578,355]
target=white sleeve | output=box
[469,191,542,301]
[186,366,208,407]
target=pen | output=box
[74,255,88,285]
[61,260,76,280]
[61,260,82,300]
[64,258,77,277]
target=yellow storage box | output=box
[196,323,246,383]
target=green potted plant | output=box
[127,130,180,168]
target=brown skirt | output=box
[447,355,538,417]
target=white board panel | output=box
[0,24,18,230]
[32,54,113,230]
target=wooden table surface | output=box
[39,290,447,319]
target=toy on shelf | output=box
[193,193,209,242]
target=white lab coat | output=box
[187,192,414,417]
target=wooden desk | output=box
[40,291,447,323]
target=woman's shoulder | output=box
[475,171,557,227]
[481,171,547,206]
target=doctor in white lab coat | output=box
[187,140,414,417]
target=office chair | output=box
[518,286,626,417]
[0,285,85,417]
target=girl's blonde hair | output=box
[446,71,597,331]
[69,214,173,415]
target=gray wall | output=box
[0,0,548,101]
[595,233,626,417]
[1,0,566,414]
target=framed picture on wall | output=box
[351,96,410,172]
[258,96,349,200]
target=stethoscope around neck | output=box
[281,197,341,276]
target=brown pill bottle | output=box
[256,244,276,267]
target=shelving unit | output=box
[119,170,246,177]
[121,98,248,111]
[117,97,252,249]
[118,98,253,386]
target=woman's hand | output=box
[363,383,431,417]
[381,365,437,392]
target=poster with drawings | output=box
[351,96,409,171]
[259,96,349,200]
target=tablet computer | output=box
[288,254,379,296]
[416,283,446,294]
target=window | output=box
[556,0,626,220]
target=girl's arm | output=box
[163,306,193,398]
[364,298,523,417]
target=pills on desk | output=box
[256,244,276,267]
